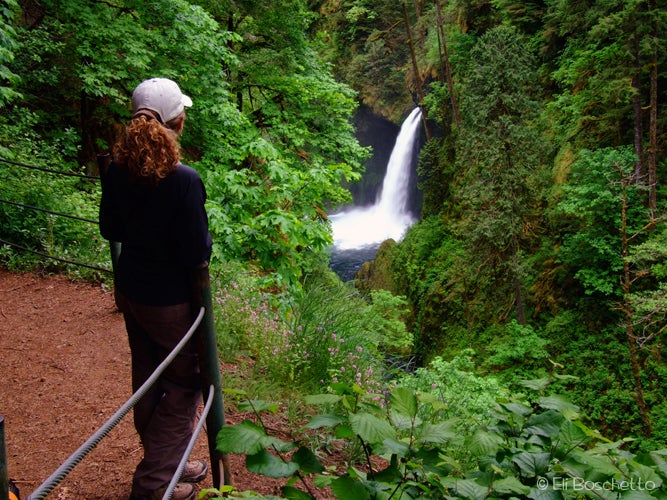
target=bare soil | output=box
[0,268,324,499]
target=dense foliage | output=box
[211,383,667,499]
[2,0,667,492]
[318,0,667,452]
[0,0,368,287]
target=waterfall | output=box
[330,107,422,251]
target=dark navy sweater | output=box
[99,162,212,306]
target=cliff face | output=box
[350,105,401,206]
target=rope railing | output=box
[0,198,99,224]
[26,307,206,500]
[0,157,99,180]
[164,384,215,500]
[0,238,112,274]
[0,157,106,273]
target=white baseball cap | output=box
[131,78,192,124]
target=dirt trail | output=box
[0,268,287,499]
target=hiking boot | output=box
[182,459,208,483]
[151,482,195,500]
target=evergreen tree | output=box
[453,25,549,326]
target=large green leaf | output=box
[511,451,551,477]
[292,446,325,474]
[616,490,659,500]
[334,424,356,439]
[349,412,397,444]
[216,419,266,454]
[238,399,281,414]
[416,421,457,444]
[561,449,619,478]
[331,476,371,500]
[390,386,418,418]
[440,478,489,500]
[281,485,313,500]
[499,402,533,417]
[527,485,563,499]
[557,419,589,450]
[388,410,419,432]
[537,396,580,419]
[466,428,503,457]
[305,414,345,429]
[492,476,531,495]
[374,437,410,457]
[246,449,300,478]
[519,378,552,391]
[524,410,564,438]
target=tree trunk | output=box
[648,48,658,218]
[512,236,525,325]
[78,89,98,175]
[619,167,653,437]
[434,0,460,127]
[402,2,431,139]
[631,31,644,185]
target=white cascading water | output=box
[330,107,422,250]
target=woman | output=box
[99,78,212,500]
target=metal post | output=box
[109,241,121,275]
[1,416,7,500]
[193,265,230,488]
[96,152,122,285]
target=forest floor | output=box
[0,267,332,499]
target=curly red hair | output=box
[113,113,183,186]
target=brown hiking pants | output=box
[117,293,202,495]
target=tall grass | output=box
[211,265,389,395]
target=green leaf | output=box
[519,378,552,391]
[557,419,589,449]
[620,492,659,500]
[281,485,313,500]
[562,449,619,477]
[499,402,533,417]
[262,435,298,454]
[527,485,562,499]
[440,478,488,500]
[246,449,299,478]
[511,451,551,477]
[524,410,564,438]
[335,424,356,439]
[390,386,418,418]
[216,420,266,454]
[537,396,580,418]
[416,421,457,445]
[643,449,667,476]
[331,476,371,500]
[329,382,357,395]
[292,446,325,474]
[304,394,343,405]
[349,412,397,444]
[466,429,503,457]
[312,474,333,488]
[492,476,531,495]
[374,438,410,457]
[305,414,345,429]
[238,399,280,414]
[389,411,417,432]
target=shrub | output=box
[211,383,667,499]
